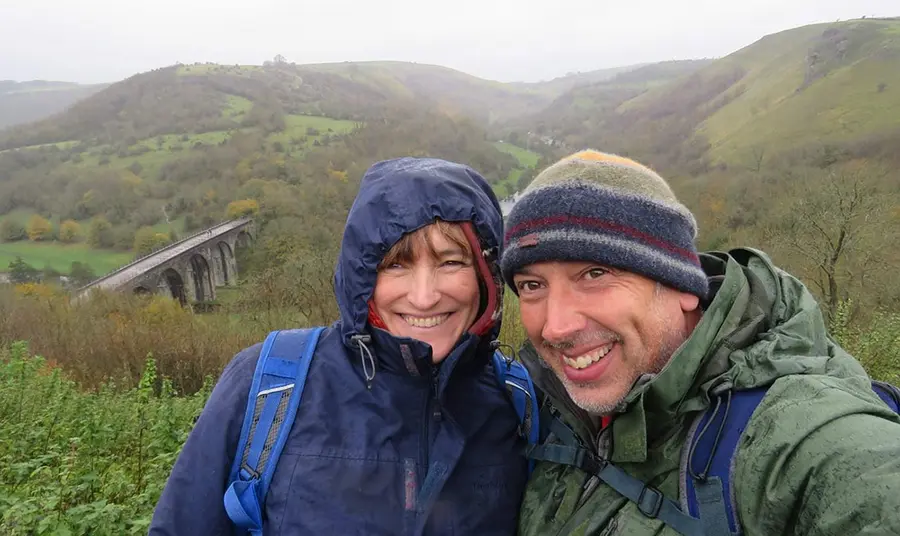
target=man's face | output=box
[513,261,699,414]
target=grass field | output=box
[22,113,358,176]
[0,241,132,274]
[493,141,540,168]
[492,141,540,198]
[0,208,187,276]
[269,114,357,145]
[0,139,80,154]
[223,95,253,119]
[176,64,262,77]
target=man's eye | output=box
[585,267,608,280]
[516,281,541,292]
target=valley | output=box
[1,16,900,534]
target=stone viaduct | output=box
[77,218,254,305]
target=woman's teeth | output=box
[402,314,450,328]
[563,342,615,369]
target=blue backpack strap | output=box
[528,441,703,535]
[872,380,900,412]
[492,350,541,472]
[683,380,900,536]
[224,327,325,535]
[683,387,768,536]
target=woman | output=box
[149,157,528,535]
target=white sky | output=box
[1,0,896,84]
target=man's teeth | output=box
[403,314,450,328]
[563,343,615,369]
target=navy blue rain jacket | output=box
[149,157,528,535]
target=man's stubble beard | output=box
[553,301,689,416]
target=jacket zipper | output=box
[420,369,442,477]
[431,368,442,421]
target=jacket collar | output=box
[352,325,488,396]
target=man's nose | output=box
[540,282,587,344]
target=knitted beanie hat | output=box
[500,150,708,299]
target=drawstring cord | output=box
[351,334,376,389]
[687,389,733,481]
[490,340,516,370]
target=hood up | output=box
[333,157,505,350]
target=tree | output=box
[8,257,40,284]
[42,265,62,282]
[68,261,96,287]
[0,219,26,242]
[87,215,114,248]
[746,145,766,173]
[133,227,171,256]
[765,162,895,320]
[226,199,260,219]
[27,214,53,241]
[59,220,82,243]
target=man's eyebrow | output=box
[514,267,537,277]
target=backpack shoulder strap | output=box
[528,439,704,535]
[682,387,768,536]
[224,327,325,535]
[492,350,541,471]
[872,380,900,412]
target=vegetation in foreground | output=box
[0,342,209,535]
[1,292,900,534]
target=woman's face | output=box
[372,223,481,363]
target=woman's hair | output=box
[378,219,473,270]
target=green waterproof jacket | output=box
[517,248,900,536]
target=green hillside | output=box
[0,61,528,275]
[525,18,900,173]
[506,59,712,157]
[698,19,900,164]
[0,80,108,131]
[293,61,655,123]
[3,20,899,293]
[508,64,648,96]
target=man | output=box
[500,149,900,535]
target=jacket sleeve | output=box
[148,344,262,536]
[736,375,900,536]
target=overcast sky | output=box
[1,0,896,84]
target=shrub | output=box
[0,219,26,242]
[59,220,82,243]
[0,342,213,535]
[26,214,53,242]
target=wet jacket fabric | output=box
[149,158,527,535]
[517,247,900,536]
